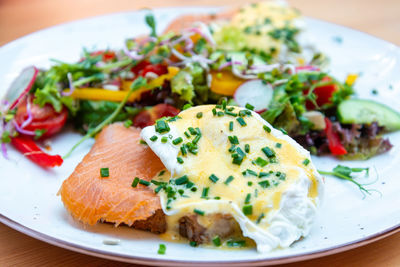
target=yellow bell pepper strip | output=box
[66,67,179,102]
[345,73,358,86]
[210,71,245,96]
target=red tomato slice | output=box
[15,98,68,138]
[306,77,338,110]
[140,64,168,77]
[89,50,116,62]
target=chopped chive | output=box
[245,103,254,110]
[214,196,221,200]
[124,119,133,128]
[259,172,270,178]
[175,175,189,185]
[194,208,205,216]
[216,104,222,109]
[158,170,166,176]
[258,180,270,189]
[212,236,221,247]
[177,157,184,164]
[225,110,237,117]
[254,157,268,167]
[190,241,198,247]
[279,173,286,180]
[157,244,166,255]
[184,131,190,138]
[247,181,253,186]
[228,135,239,145]
[172,137,183,145]
[262,147,275,158]
[191,187,197,192]
[275,143,282,148]
[155,120,170,134]
[196,112,203,119]
[139,179,150,186]
[212,108,217,116]
[244,144,250,153]
[192,134,201,144]
[280,127,288,135]
[303,159,310,166]
[151,179,164,185]
[131,177,140,187]
[236,117,247,126]
[256,213,265,224]
[154,185,163,193]
[238,110,249,117]
[263,125,271,133]
[188,127,197,135]
[161,137,168,143]
[217,111,224,117]
[224,175,234,185]
[183,103,192,110]
[229,121,234,131]
[209,174,219,183]
[222,99,227,110]
[100,167,109,177]
[150,135,158,142]
[228,144,236,153]
[139,139,147,145]
[227,240,246,247]
[242,205,253,215]
[180,145,187,155]
[186,181,194,188]
[201,187,209,198]
[245,193,251,204]
[242,169,258,177]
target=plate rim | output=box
[1,6,400,266]
[1,214,399,266]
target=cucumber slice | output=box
[338,99,400,131]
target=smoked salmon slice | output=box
[59,123,166,233]
[163,10,235,34]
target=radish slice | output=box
[4,66,38,110]
[234,79,273,112]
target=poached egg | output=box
[141,105,323,252]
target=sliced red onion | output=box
[139,36,157,46]
[248,63,280,74]
[123,45,144,61]
[171,48,188,61]
[20,95,33,128]
[218,61,243,71]
[61,73,75,96]
[295,65,320,72]
[231,67,258,80]
[12,120,35,136]
[272,79,289,86]
[1,143,7,159]
[187,22,216,46]
[282,64,296,74]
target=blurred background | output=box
[0,0,399,46]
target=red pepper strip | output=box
[324,118,347,156]
[11,136,63,168]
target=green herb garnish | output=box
[100,167,109,177]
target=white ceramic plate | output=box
[1,7,400,266]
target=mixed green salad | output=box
[1,1,399,169]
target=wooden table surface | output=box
[0,0,399,266]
